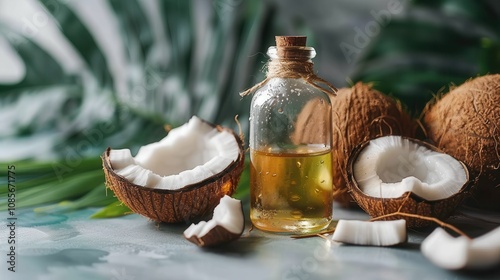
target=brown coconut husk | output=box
[185,225,243,247]
[422,74,500,211]
[102,122,245,223]
[346,137,473,228]
[291,98,331,145]
[330,82,415,207]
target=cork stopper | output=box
[275,36,307,48]
[273,36,311,60]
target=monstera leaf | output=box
[0,0,275,214]
[4,0,496,216]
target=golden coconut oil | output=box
[250,147,333,233]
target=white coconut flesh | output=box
[108,116,240,190]
[353,136,467,201]
[421,227,500,270]
[183,195,244,238]
[332,219,407,246]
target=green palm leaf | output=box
[0,0,272,216]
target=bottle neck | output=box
[266,46,316,78]
[239,44,336,97]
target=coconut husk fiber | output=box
[423,74,500,211]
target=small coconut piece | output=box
[184,195,244,247]
[332,219,407,246]
[347,136,471,227]
[422,74,500,211]
[102,116,245,223]
[330,83,414,207]
[421,227,500,270]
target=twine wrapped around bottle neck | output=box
[239,53,337,97]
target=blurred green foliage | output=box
[0,0,498,217]
[1,0,269,217]
[352,0,500,114]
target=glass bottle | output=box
[249,36,334,234]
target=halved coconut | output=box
[184,195,244,247]
[347,136,472,227]
[102,116,245,223]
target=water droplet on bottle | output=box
[272,173,277,177]
[314,188,320,194]
[291,210,303,218]
[265,171,269,175]
[305,175,309,179]
[320,180,325,184]
[290,195,300,202]
[277,108,283,114]
[320,160,324,164]
[296,162,302,168]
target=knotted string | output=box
[240,59,338,97]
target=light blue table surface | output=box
[1,203,499,280]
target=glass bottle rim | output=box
[267,46,316,59]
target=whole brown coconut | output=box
[331,82,414,207]
[423,74,500,211]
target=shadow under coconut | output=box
[393,242,421,251]
[147,220,190,235]
[201,234,268,257]
[456,266,500,279]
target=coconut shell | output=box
[422,74,500,211]
[331,82,415,207]
[185,225,243,247]
[102,124,245,223]
[346,137,473,228]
